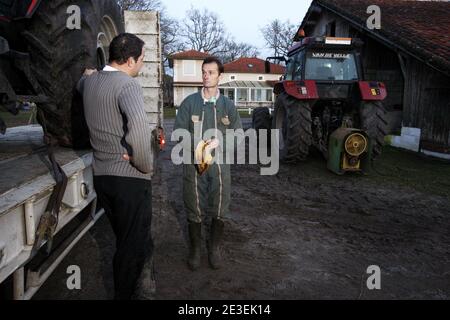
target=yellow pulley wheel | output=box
[344,133,367,156]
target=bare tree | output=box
[219,39,260,63]
[116,0,162,11]
[181,7,229,56]
[160,15,185,64]
[261,19,298,57]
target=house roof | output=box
[224,57,285,74]
[299,0,450,75]
[169,50,211,60]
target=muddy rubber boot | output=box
[188,222,201,271]
[208,218,224,270]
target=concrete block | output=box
[401,127,421,138]
[124,11,159,34]
[136,63,161,88]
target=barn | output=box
[298,0,450,155]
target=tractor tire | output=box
[252,107,271,131]
[272,92,312,163]
[360,101,388,159]
[23,0,124,147]
[252,107,271,150]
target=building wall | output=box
[307,11,350,37]
[174,85,201,106]
[403,59,450,151]
[173,59,204,83]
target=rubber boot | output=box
[187,222,201,271]
[208,218,224,270]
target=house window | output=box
[258,76,264,81]
[183,60,196,76]
[251,89,273,102]
[222,88,235,101]
[236,88,248,102]
[230,75,236,80]
[251,89,263,102]
[266,89,273,102]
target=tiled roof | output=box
[169,50,211,60]
[300,0,450,75]
[224,57,285,74]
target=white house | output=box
[220,57,285,108]
[169,51,285,107]
[169,49,211,106]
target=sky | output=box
[161,0,313,58]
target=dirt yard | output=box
[34,119,450,300]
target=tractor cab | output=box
[286,37,362,80]
[268,37,365,101]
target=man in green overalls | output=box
[174,57,242,270]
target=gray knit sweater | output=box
[77,71,153,180]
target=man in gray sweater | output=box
[78,33,154,300]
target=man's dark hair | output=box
[202,57,224,75]
[109,33,145,64]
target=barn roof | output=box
[298,0,450,75]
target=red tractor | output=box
[253,36,388,173]
[0,0,124,146]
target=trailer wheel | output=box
[360,101,388,159]
[23,0,124,147]
[272,92,312,162]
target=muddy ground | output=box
[34,119,450,300]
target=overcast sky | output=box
[162,0,313,58]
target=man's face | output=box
[202,62,221,88]
[129,48,145,77]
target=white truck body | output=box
[0,10,162,300]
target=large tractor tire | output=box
[23,0,124,147]
[252,107,271,130]
[252,107,272,150]
[272,92,312,163]
[360,101,388,159]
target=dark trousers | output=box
[94,176,153,300]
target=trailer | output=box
[0,9,163,300]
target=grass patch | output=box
[163,107,177,119]
[371,146,450,197]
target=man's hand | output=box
[123,154,131,161]
[83,68,97,76]
[207,138,220,150]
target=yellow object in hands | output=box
[195,139,219,175]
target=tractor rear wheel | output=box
[359,101,388,159]
[252,107,271,131]
[272,92,312,162]
[252,107,271,150]
[23,0,124,147]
